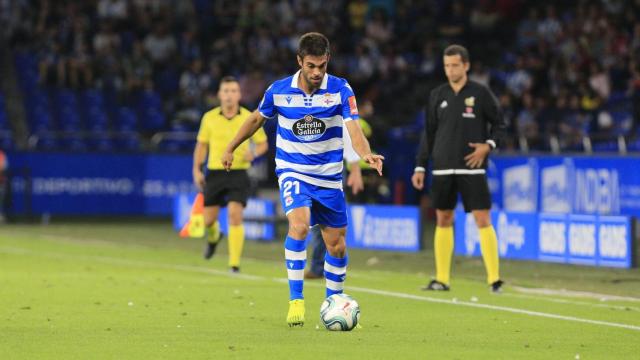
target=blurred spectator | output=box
[144,23,176,65]
[469,61,490,87]
[506,57,533,97]
[179,59,211,108]
[238,69,267,109]
[6,0,640,153]
[123,40,153,92]
[97,0,128,21]
[515,92,538,141]
[589,63,611,101]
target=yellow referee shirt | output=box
[197,106,268,170]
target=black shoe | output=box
[230,266,240,273]
[490,280,504,293]
[422,280,450,291]
[203,232,223,260]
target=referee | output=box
[192,76,268,273]
[412,45,506,292]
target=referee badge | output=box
[463,97,476,118]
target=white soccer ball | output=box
[320,293,360,331]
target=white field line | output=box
[502,293,640,312]
[2,246,639,332]
[511,285,640,303]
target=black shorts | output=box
[431,174,491,212]
[203,170,250,207]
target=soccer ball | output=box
[320,293,360,331]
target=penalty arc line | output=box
[2,246,639,332]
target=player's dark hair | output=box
[444,44,470,63]
[220,76,238,84]
[297,32,330,59]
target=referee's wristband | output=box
[486,140,496,150]
[414,166,426,173]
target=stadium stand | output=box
[2,0,639,157]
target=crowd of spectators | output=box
[3,0,639,151]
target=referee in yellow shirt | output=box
[192,76,268,273]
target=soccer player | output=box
[192,76,268,273]
[412,45,507,293]
[221,32,383,327]
[305,125,364,280]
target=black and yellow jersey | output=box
[416,80,506,173]
[197,106,267,170]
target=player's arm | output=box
[413,91,439,190]
[345,120,384,176]
[245,140,268,162]
[192,141,208,191]
[464,88,506,168]
[343,124,364,195]
[222,110,266,170]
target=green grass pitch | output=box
[1,220,639,359]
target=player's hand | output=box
[363,153,384,176]
[347,166,364,195]
[221,151,234,172]
[193,169,206,191]
[411,171,425,190]
[464,143,491,169]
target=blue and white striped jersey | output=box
[258,71,359,190]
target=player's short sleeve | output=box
[340,81,359,122]
[251,125,268,144]
[196,113,210,143]
[258,84,276,118]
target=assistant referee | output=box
[412,45,507,292]
[192,76,268,273]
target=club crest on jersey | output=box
[464,96,475,107]
[293,115,326,141]
[323,93,334,106]
[285,196,293,206]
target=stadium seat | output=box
[592,141,618,153]
[627,139,640,152]
[141,108,166,132]
[115,107,138,132]
[0,107,11,130]
[62,137,87,152]
[89,136,115,152]
[0,132,14,150]
[117,133,141,152]
[34,133,59,151]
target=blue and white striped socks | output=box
[284,236,306,300]
[324,252,348,297]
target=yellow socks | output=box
[228,224,245,268]
[434,226,454,285]
[479,226,500,284]
[207,221,220,243]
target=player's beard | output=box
[304,72,322,90]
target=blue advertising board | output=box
[454,210,539,261]
[490,155,640,217]
[346,205,420,252]
[8,152,197,215]
[173,193,276,241]
[455,210,634,268]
